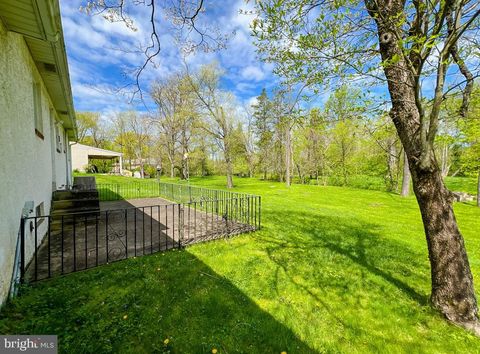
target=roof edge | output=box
[35,0,77,140]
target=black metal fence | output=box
[20,189,261,282]
[96,181,253,204]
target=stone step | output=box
[53,190,99,201]
[50,210,101,232]
[52,198,100,210]
[51,206,101,216]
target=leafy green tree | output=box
[114,111,151,177]
[294,108,330,184]
[240,106,257,178]
[187,63,238,188]
[252,89,274,179]
[365,114,402,192]
[76,112,98,143]
[76,112,107,148]
[459,89,480,206]
[151,73,199,179]
[324,86,366,185]
[252,0,480,332]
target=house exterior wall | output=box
[0,20,71,304]
[71,144,122,173]
[53,122,70,188]
[71,144,90,172]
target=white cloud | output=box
[61,0,276,112]
[241,65,265,81]
[246,95,258,108]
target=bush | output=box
[144,165,158,178]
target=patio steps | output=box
[52,190,98,201]
[50,177,100,231]
[52,191,99,212]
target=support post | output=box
[20,218,25,284]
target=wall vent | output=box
[42,63,57,73]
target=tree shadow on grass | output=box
[248,209,435,351]
[260,209,430,306]
[0,249,316,354]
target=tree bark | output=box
[366,0,479,332]
[411,167,478,333]
[401,151,410,197]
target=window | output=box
[55,124,62,153]
[35,202,45,227]
[33,81,43,139]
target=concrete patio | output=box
[25,197,255,281]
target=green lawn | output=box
[445,176,479,195]
[1,175,480,353]
[76,172,480,196]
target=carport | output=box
[71,143,123,174]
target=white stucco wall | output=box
[71,144,90,172]
[71,143,122,172]
[53,122,69,189]
[0,20,70,304]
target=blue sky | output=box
[60,0,277,114]
[59,1,474,118]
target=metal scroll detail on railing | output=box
[106,211,126,262]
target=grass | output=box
[1,175,480,353]
[76,171,479,195]
[444,176,479,195]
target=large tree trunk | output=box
[401,151,410,197]
[411,167,479,332]
[393,83,479,333]
[367,0,479,332]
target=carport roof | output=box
[73,143,123,159]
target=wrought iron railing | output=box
[96,181,253,204]
[19,193,261,282]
